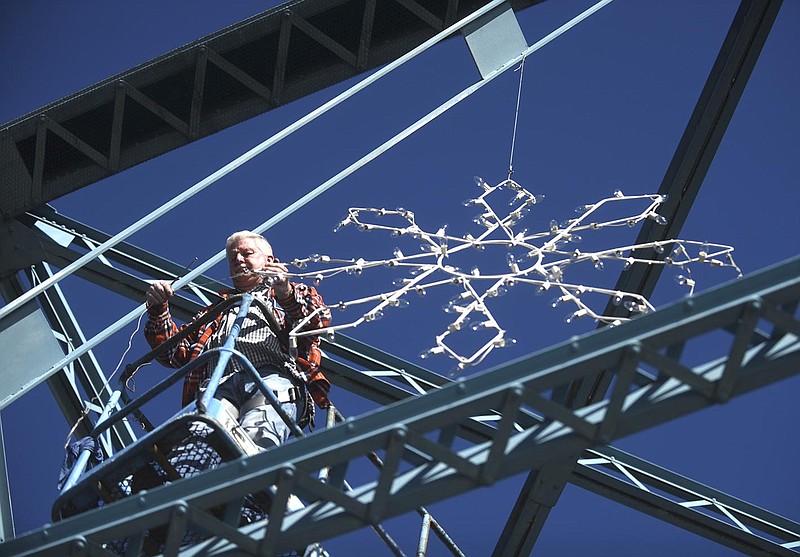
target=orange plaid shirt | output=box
[144,282,332,408]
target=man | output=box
[144,230,332,449]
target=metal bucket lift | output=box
[52,294,312,555]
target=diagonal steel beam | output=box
[573,445,800,557]
[570,0,784,408]
[501,2,785,554]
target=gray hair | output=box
[225,230,273,257]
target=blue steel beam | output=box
[567,0,784,409]
[573,445,800,556]
[3,254,799,557]
[321,315,800,555]
[500,0,785,553]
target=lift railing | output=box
[55,293,464,556]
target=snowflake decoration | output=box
[257,177,740,373]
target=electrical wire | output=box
[507,57,526,180]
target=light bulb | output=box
[564,309,587,324]
[420,346,444,359]
[613,189,624,198]
[536,282,551,295]
[547,266,563,281]
[649,213,668,225]
[392,247,404,258]
[313,274,324,286]
[486,286,508,298]
[390,298,410,308]
[506,253,519,271]
[474,176,491,191]
[623,300,645,313]
[364,310,384,322]
[443,301,465,314]
[509,192,525,206]
[493,337,517,348]
[462,198,480,207]
[473,215,493,228]
[575,204,594,213]
[448,318,470,332]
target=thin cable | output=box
[63,308,148,448]
[508,57,527,180]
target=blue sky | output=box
[1,1,799,555]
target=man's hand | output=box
[145,280,174,307]
[264,259,292,298]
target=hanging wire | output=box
[63,308,149,448]
[507,56,527,180]
[61,255,200,447]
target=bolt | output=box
[281,467,295,481]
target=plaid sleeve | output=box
[275,282,332,331]
[276,283,333,407]
[143,302,199,369]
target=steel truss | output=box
[0,0,796,555]
[0,0,543,222]
[17,209,799,555]
[4,254,799,556]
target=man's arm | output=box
[143,280,199,369]
[274,282,332,332]
[275,281,333,408]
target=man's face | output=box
[227,237,273,291]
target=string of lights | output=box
[255,177,740,373]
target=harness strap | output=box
[239,386,304,416]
